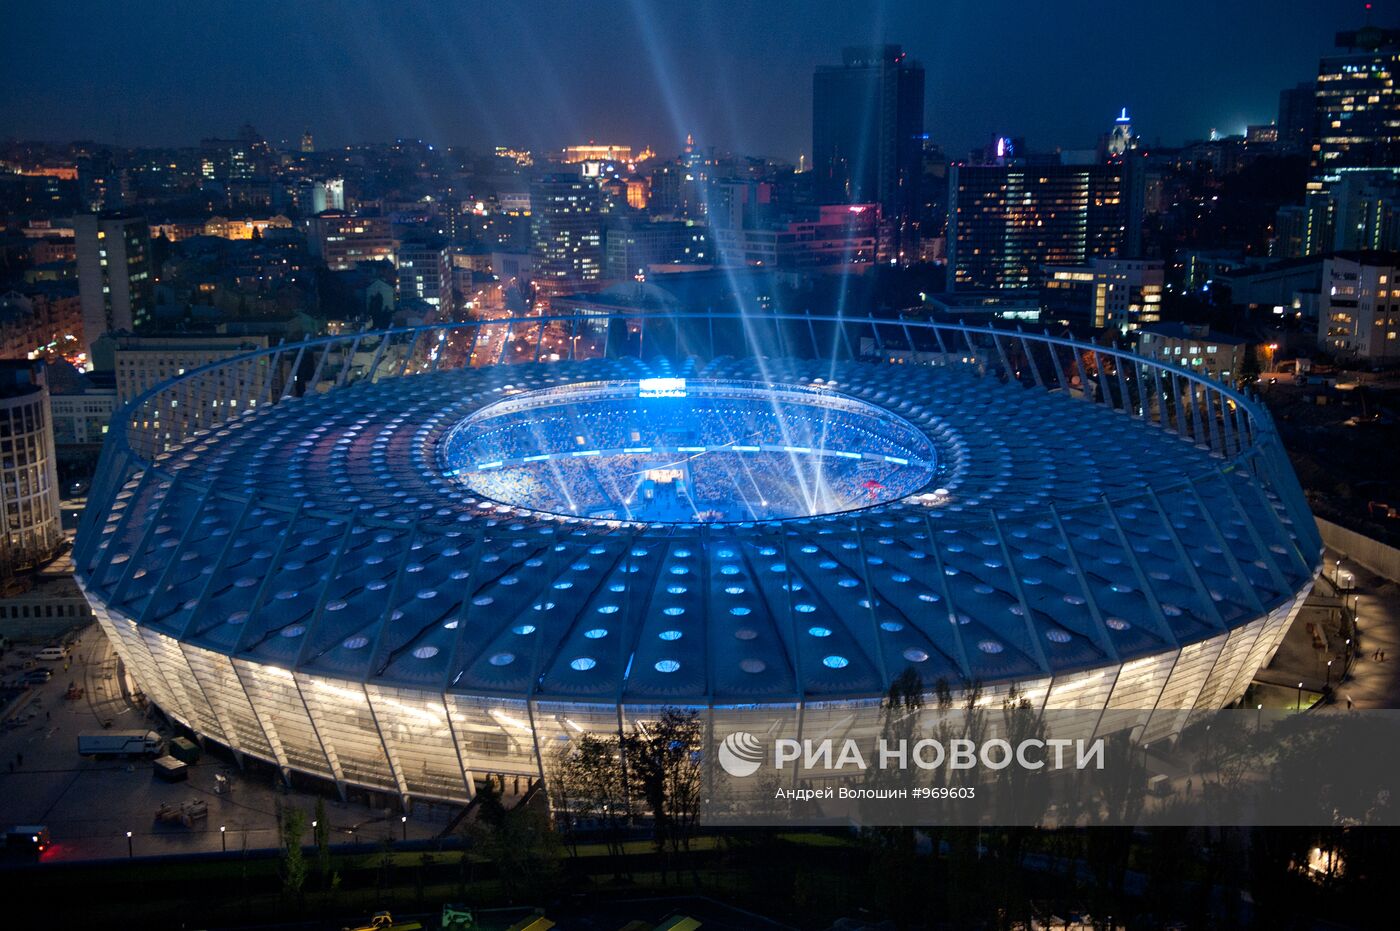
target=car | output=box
[34,647,67,662]
[23,669,52,684]
[5,825,50,857]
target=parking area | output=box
[0,624,459,861]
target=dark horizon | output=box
[0,0,1375,159]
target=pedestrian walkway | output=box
[1314,547,1400,712]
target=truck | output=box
[77,730,162,757]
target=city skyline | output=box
[1,0,1373,159]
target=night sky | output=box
[0,0,1375,159]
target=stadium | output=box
[73,313,1321,804]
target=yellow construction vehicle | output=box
[346,912,424,931]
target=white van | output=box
[34,647,68,662]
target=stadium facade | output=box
[74,314,1320,803]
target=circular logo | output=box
[718,731,764,778]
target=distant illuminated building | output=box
[1317,252,1400,363]
[300,129,314,153]
[708,179,772,231]
[74,211,152,360]
[305,212,394,271]
[494,146,534,167]
[947,163,1125,290]
[107,334,271,407]
[0,287,83,363]
[1313,26,1400,188]
[678,134,716,219]
[46,361,116,447]
[1329,171,1400,251]
[563,144,633,164]
[1108,108,1136,157]
[1137,323,1248,384]
[1272,200,1332,258]
[153,215,293,242]
[711,204,888,268]
[1271,28,1400,258]
[604,219,709,278]
[301,178,345,214]
[649,163,682,216]
[813,45,924,231]
[530,174,603,284]
[1247,124,1280,145]
[1275,170,1400,257]
[0,361,62,578]
[1043,258,1164,333]
[395,237,454,315]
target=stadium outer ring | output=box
[73,313,1321,805]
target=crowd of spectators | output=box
[446,393,935,520]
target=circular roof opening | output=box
[438,379,936,523]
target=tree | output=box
[989,686,1051,931]
[466,794,562,903]
[1240,343,1262,387]
[278,805,308,900]
[550,732,630,875]
[623,707,704,882]
[862,668,926,928]
[546,740,584,859]
[375,835,396,900]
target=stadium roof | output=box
[80,352,1317,705]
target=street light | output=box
[1297,681,1303,711]
[220,825,226,852]
[126,830,133,858]
[1327,659,1334,689]
[401,814,408,841]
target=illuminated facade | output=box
[75,315,1319,804]
[74,211,153,358]
[530,175,603,284]
[1317,252,1400,362]
[394,238,453,315]
[1107,108,1136,157]
[603,220,709,278]
[1043,259,1163,332]
[306,213,394,271]
[1313,27,1400,188]
[0,362,63,578]
[947,163,1125,291]
[562,145,633,164]
[1136,323,1248,384]
[150,216,294,243]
